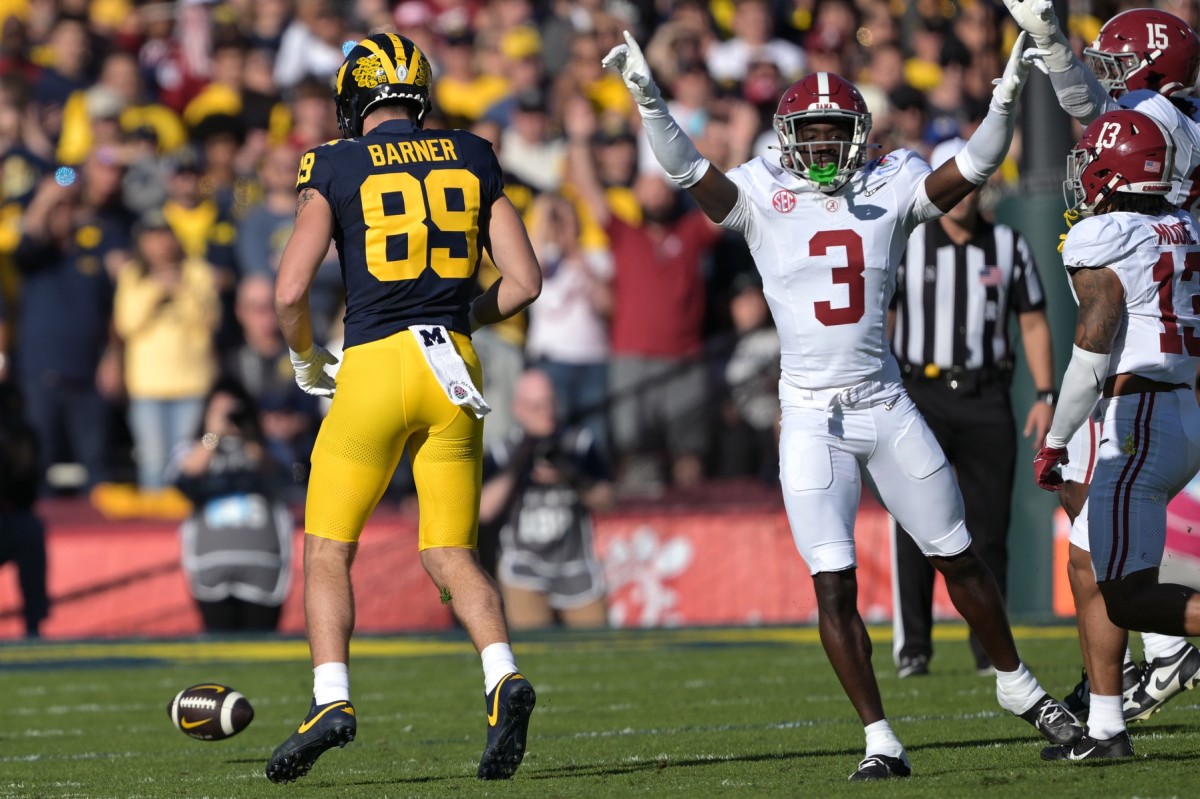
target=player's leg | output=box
[779,402,908,780]
[267,338,411,783]
[946,386,1016,672]
[409,332,534,780]
[1092,392,1200,637]
[867,396,1082,746]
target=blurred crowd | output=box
[0,0,1191,511]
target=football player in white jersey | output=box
[1034,109,1200,759]
[602,30,1082,780]
[1005,0,1200,725]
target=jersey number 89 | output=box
[361,168,481,282]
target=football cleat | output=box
[896,654,929,679]
[265,699,356,784]
[1124,643,1200,723]
[1064,670,1090,722]
[848,753,912,781]
[478,673,536,780]
[1041,730,1134,761]
[1017,693,1084,745]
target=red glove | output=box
[1033,445,1069,491]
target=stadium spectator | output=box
[224,274,319,490]
[481,369,611,630]
[237,144,302,276]
[171,377,292,633]
[13,161,127,492]
[273,0,349,91]
[711,273,780,481]
[705,0,804,89]
[32,15,92,147]
[564,96,720,494]
[523,190,612,451]
[0,381,49,637]
[114,210,219,492]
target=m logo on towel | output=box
[419,328,447,347]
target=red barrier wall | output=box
[0,493,963,639]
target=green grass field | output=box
[1,626,1197,799]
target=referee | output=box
[888,137,1056,678]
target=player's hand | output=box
[601,30,663,107]
[1033,444,1068,491]
[1002,0,1060,44]
[289,344,338,397]
[1023,402,1053,449]
[991,31,1033,114]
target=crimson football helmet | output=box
[1084,8,1200,98]
[773,72,873,192]
[1064,109,1174,216]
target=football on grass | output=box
[167,684,254,741]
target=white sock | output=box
[1141,632,1188,662]
[995,662,1043,714]
[864,719,907,761]
[313,662,350,705]
[1088,694,1126,740]
[481,642,518,695]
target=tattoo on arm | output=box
[296,188,315,219]
[1071,267,1123,353]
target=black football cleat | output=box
[1064,670,1090,722]
[1125,644,1200,723]
[848,754,912,781]
[265,699,356,784]
[477,673,536,780]
[1018,693,1084,745]
[896,654,930,679]
[1041,730,1134,761]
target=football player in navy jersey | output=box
[266,33,541,783]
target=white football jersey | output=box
[1062,209,1200,384]
[722,150,940,390]
[1118,91,1200,214]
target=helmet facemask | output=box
[773,108,870,192]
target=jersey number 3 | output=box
[811,230,865,326]
[360,169,480,281]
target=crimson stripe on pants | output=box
[1107,394,1147,581]
[1110,393,1155,581]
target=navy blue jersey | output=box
[297,119,505,349]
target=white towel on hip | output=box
[410,325,491,419]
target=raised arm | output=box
[1004,0,1114,124]
[602,31,740,224]
[923,32,1034,213]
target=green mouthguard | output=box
[807,162,839,185]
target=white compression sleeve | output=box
[636,99,711,189]
[1045,345,1110,449]
[1048,62,1117,126]
[954,106,1014,185]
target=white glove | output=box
[601,30,663,109]
[290,344,339,397]
[991,31,1033,114]
[1002,0,1060,45]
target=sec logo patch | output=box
[772,190,796,213]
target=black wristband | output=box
[1035,389,1058,407]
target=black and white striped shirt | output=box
[891,218,1044,371]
